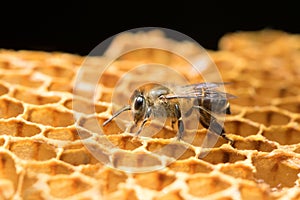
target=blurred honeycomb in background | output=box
[1,29,300,200]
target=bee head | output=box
[130,91,146,124]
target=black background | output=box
[1,2,299,56]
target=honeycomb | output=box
[1,29,300,200]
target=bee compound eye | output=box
[134,96,144,110]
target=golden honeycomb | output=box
[1,29,300,200]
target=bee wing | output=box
[180,82,230,90]
[166,82,236,100]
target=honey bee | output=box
[103,82,235,144]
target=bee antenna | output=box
[103,105,131,126]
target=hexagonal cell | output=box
[49,52,84,65]
[81,117,123,135]
[0,59,11,69]
[0,119,41,137]
[48,176,92,198]
[83,143,111,165]
[231,95,256,107]
[9,140,56,161]
[295,118,300,125]
[60,146,99,166]
[219,29,289,51]
[104,188,139,200]
[279,86,300,98]
[98,168,128,194]
[210,52,243,72]
[244,110,291,127]
[25,160,74,175]
[34,65,74,79]
[0,138,5,146]
[64,98,107,114]
[20,173,43,199]
[230,91,274,107]
[0,152,19,192]
[99,91,112,102]
[80,164,104,177]
[255,86,286,99]
[146,141,196,160]
[183,129,207,147]
[224,120,260,137]
[168,159,213,174]
[134,172,176,191]
[112,151,162,170]
[12,88,61,105]
[252,154,300,188]
[0,74,44,88]
[199,148,247,164]
[44,127,90,141]
[262,126,300,145]
[122,119,180,140]
[153,190,183,200]
[0,98,24,119]
[0,179,15,200]
[141,125,177,140]
[219,163,254,180]
[8,49,51,60]
[0,83,9,96]
[94,103,108,114]
[239,182,271,200]
[98,72,120,88]
[116,48,177,64]
[185,129,231,148]
[48,80,72,92]
[276,100,300,113]
[226,79,252,89]
[186,174,231,197]
[107,60,138,72]
[233,139,277,152]
[25,107,74,127]
[106,135,143,150]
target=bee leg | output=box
[177,118,184,140]
[196,106,234,145]
[198,111,210,130]
[220,132,234,146]
[174,104,184,140]
[136,107,152,136]
[128,121,136,133]
[210,118,234,145]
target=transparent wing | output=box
[166,82,236,100]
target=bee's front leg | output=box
[127,121,136,133]
[174,104,184,140]
[136,107,152,136]
[210,117,234,145]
